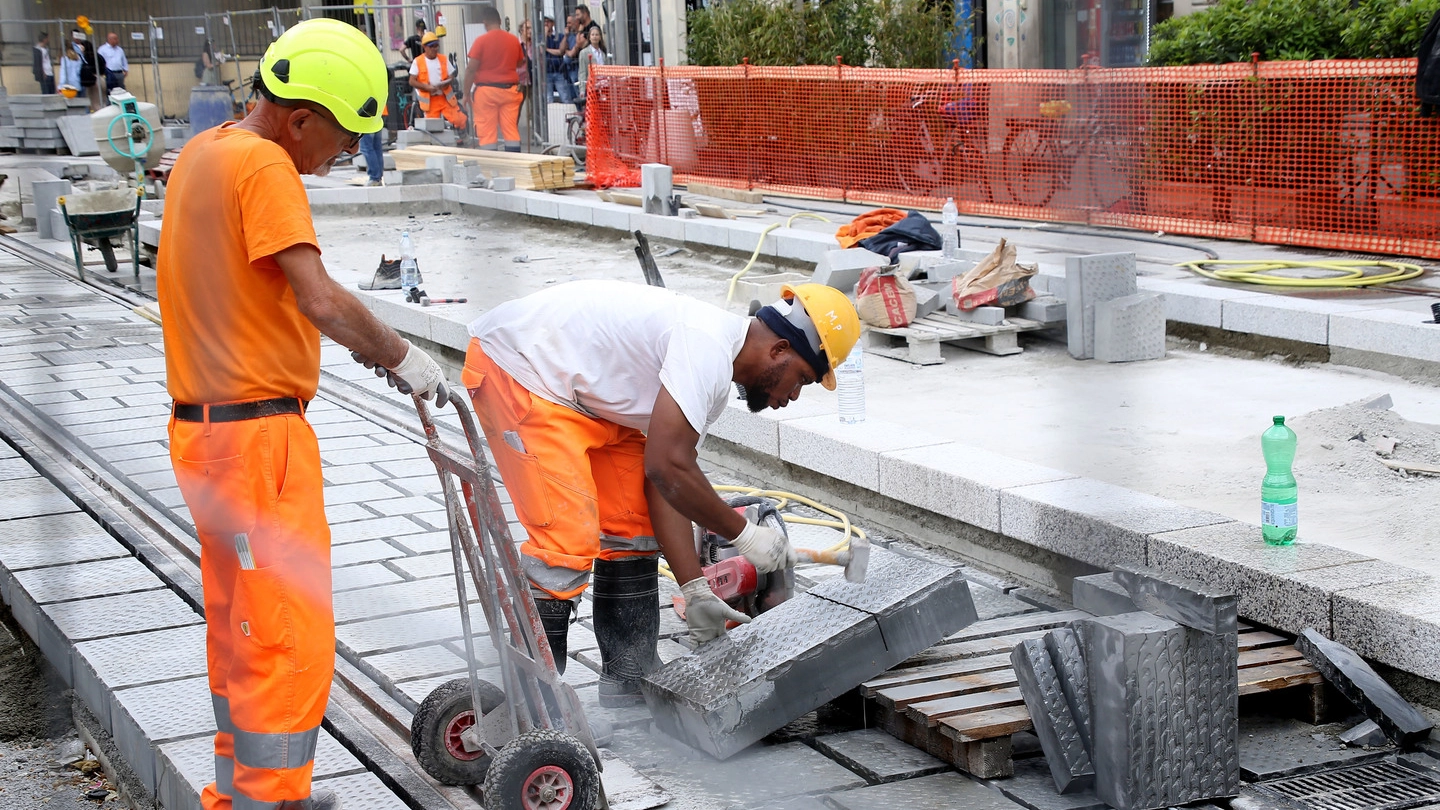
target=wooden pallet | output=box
[392,145,576,190]
[859,612,1324,779]
[863,313,1049,364]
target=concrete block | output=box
[878,442,1073,534]
[706,398,781,456]
[732,272,809,314]
[552,197,593,225]
[774,229,834,264]
[914,286,942,319]
[1020,296,1066,323]
[1071,573,1137,617]
[728,221,778,255]
[778,415,943,491]
[1045,627,1092,744]
[424,154,457,184]
[399,168,443,185]
[640,163,674,215]
[111,675,215,793]
[1065,253,1137,360]
[680,216,728,247]
[1294,628,1433,745]
[12,556,160,604]
[590,202,631,231]
[1221,294,1359,345]
[814,248,888,291]
[993,757,1109,810]
[1330,308,1440,364]
[950,304,1006,324]
[923,260,972,285]
[415,117,446,132]
[642,548,973,759]
[830,772,1020,810]
[490,176,516,192]
[1083,612,1239,810]
[1113,564,1237,635]
[33,179,70,239]
[633,211,686,242]
[72,624,209,733]
[1094,292,1165,363]
[1331,579,1440,683]
[1000,477,1229,570]
[1012,637,1093,794]
[811,728,948,784]
[1338,720,1387,747]
[524,193,559,220]
[50,207,68,242]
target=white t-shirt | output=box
[409,56,444,80]
[469,280,748,440]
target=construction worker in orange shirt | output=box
[462,281,861,705]
[408,31,467,132]
[157,18,449,810]
[463,3,525,151]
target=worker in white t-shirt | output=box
[458,280,860,706]
[408,31,466,130]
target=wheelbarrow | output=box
[405,391,608,810]
[59,187,143,283]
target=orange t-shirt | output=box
[157,123,321,405]
[467,28,524,86]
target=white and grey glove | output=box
[681,576,751,645]
[731,521,796,574]
[351,340,450,407]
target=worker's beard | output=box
[744,360,790,412]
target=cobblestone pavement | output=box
[0,254,1045,809]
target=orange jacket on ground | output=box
[835,207,906,249]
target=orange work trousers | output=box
[471,85,522,150]
[422,92,468,130]
[169,407,333,810]
[461,339,657,599]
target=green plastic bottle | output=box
[1261,415,1298,545]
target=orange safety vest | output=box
[413,54,455,111]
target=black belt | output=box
[475,81,518,88]
[173,397,307,423]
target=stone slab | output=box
[72,623,209,733]
[828,772,1023,810]
[1331,579,1440,683]
[814,248,888,291]
[1044,627,1091,746]
[1094,292,1165,363]
[1338,720,1388,748]
[12,556,161,604]
[1221,294,1359,346]
[642,550,973,759]
[111,674,215,792]
[44,588,202,642]
[879,442,1072,534]
[1113,564,1238,635]
[992,757,1109,810]
[1065,253,1136,360]
[0,474,78,520]
[1070,573,1137,617]
[1237,715,1387,780]
[778,415,942,491]
[1295,628,1433,746]
[812,728,948,784]
[1012,637,1093,794]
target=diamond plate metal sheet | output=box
[807,547,978,655]
[45,588,202,641]
[333,562,405,592]
[362,644,468,682]
[75,624,209,687]
[113,675,216,742]
[335,607,466,655]
[0,456,38,481]
[13,556,161,604]
[40,344,161,365]
[0,476,77,520]
[157,735,211,810]
[1239,717,1388,781]
[333,576,458,623]
[312,772,410,810]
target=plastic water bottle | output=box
[1261,415,1298,545]
[399,231,420,291]
[836,344,865,424]
[941,197,959,259]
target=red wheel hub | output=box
[443,710,483,761]
[522,765,573,810]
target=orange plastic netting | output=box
[584,58,1440,258]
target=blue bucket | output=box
[189,85,232,138]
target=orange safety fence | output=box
[583,59,1440,259]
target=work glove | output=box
[351,340,451,407]
[732,520,796,575]
[681,576,751,645]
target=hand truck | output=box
[407,394,607,810]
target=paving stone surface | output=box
[992,757,1110,810]
[45,588,204,641]
[829,772,1023,810]
[12,555,162,603]
[812,728,949,784]
[1238,716,1387,780]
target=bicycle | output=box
[873,85,995,203]
[221,71,261,121]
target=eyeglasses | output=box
[306,104,359,151]
[424,42,440,48]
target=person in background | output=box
[409,32,467,131]
[575,4,602,41]
[517,18,534,125]
[543,16,573,104]
[33,32,54,95]
[563,12,583,92]
[463,3,525,151]
[403,18,428,62]
[59,41,83,96]
[98,31,127,93]
[72,28,100,111]
[576,25,607,106]
[198,39,219,86]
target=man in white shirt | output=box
[459,280,859,705]
[97,31,127,93]
[407,31,467,131]
[32,32,53,95]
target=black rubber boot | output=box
[534,597,573,675]
[278,789,339,809]
[591,556,661,708]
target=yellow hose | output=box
[1178,259,1424,288]
[725,212,832,304]
[657,484,861,582]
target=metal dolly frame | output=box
[410,394,607,810]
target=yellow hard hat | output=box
[59,85,79,99]
[780,284,860,390]
[420,31,439,45]
[258,18,386,134]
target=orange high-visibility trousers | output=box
[424,92,468,130]
[461,339,657,600]
[169,408,334,810]
[471,85,522,150]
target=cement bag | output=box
[856,266,917,328]
[951,238,1037,311]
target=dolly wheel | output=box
[411,677,506,785]
[484,729,599,810]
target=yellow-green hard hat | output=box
[259,18,386,134]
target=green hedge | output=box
[1149,0,1440,66]
[685,0,955,69]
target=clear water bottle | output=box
[1261,415,1298,545]
[941,197,959,259]
[836,343,865,424]
[399,231,420,291]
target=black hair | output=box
[479,4,502,25]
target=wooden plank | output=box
[683,181,765,204]
[1238,645,1305,669]
[905,687,1025,726]
[939,705,1034,743]
[862,653,1012,695]
[1237,630,1290,651]
[875,668,1017,711]
[1238,660,1323,696]
[946,610,1088,643]
[907,630,1048,667]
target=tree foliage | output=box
[685,0,954,68]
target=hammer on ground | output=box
[794,534,870,583]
